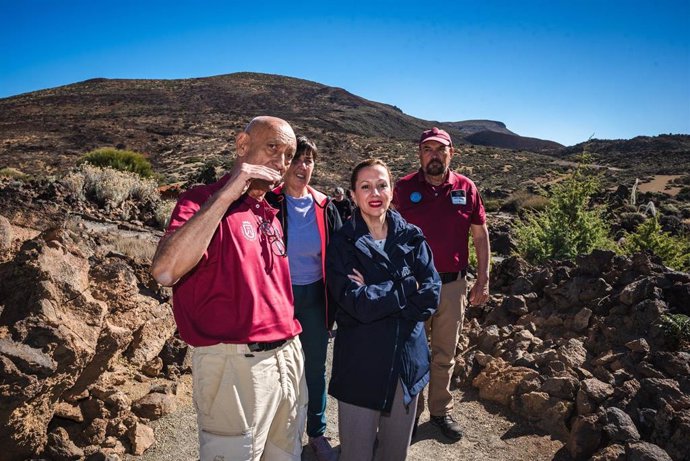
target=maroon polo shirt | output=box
[167,175,301,347]
[393,169,486,273]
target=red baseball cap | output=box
[419,127,453,147]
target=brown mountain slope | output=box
[1,72,686,196]
[0,72,560,176]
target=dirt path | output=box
[127,342,566,461]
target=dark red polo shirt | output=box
[167,175,301,347]
[393,169,485,273]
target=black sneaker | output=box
[430,414,464,440]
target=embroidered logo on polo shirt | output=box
[410,191,422,203]
[241,221,257,240]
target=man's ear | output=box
[236,132,249,158]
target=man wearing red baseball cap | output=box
[393,127,490,441]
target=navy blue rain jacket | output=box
[326,208,441,413]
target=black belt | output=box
[439,269,467,285]
[247,339,288,352]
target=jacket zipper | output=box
[382,319,400,409]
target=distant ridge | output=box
[0,72,560,182]
[559,134,690,173]
[465,130,564,152]
[0,72,561,150]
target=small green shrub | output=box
[467,233,493,274]
[658,314,690,350]
[80,147,153,178]
[513,156,615,264]
[622,216,690,271]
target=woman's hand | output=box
[347,268,365,285]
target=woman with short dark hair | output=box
[266,136,341,461]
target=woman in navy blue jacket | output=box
[326,159,441,461]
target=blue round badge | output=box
[410,191,422,203]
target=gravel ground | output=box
[127,341,567,461]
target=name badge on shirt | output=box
[451,189,467,205]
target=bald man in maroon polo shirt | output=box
[393,127,490,442]
[152,116,307,460]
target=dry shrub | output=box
[130,178,159,202]
[63,164,160,208]
[107,235,157,261]
[154,200,176,230]
[60,171,86,200]
[502,190,550,213]
[0,167,29,180]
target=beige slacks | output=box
[192,337,307,461]
[417,275,468,417]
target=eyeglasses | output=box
[258,219,287,257]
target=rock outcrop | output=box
[461,250,689,461]
[0,219,176,460]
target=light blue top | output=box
[286,194,322,285]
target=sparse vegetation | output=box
[80,147,154,178]
[61,164,159,209]
[483,198,501,213]
[513,156,614,264]
[185,157,233,187]
[658,314,690,350]
[501,190,549,213]
[0,167,29,180]
[622,216,690,271]
[467,235,493,273]
[106,234,158,261]
[154,200,176,229]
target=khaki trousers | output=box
[192,337,307,461]
[417,275,468,417]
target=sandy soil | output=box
[637,174,683,196]
[126,341,567,461]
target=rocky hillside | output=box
[0,72,562,180]
[560,135,690,177]
[0,72,688,460]
[0,175,688,460]
[463,251,689,460]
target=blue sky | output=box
[1,0,688,146]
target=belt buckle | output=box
[247,342,263,352]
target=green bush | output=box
[80,147,153,178]
[622,216,690,271]
[513,157,614,264]
[658,314,690,350]
[467,232,494,275]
